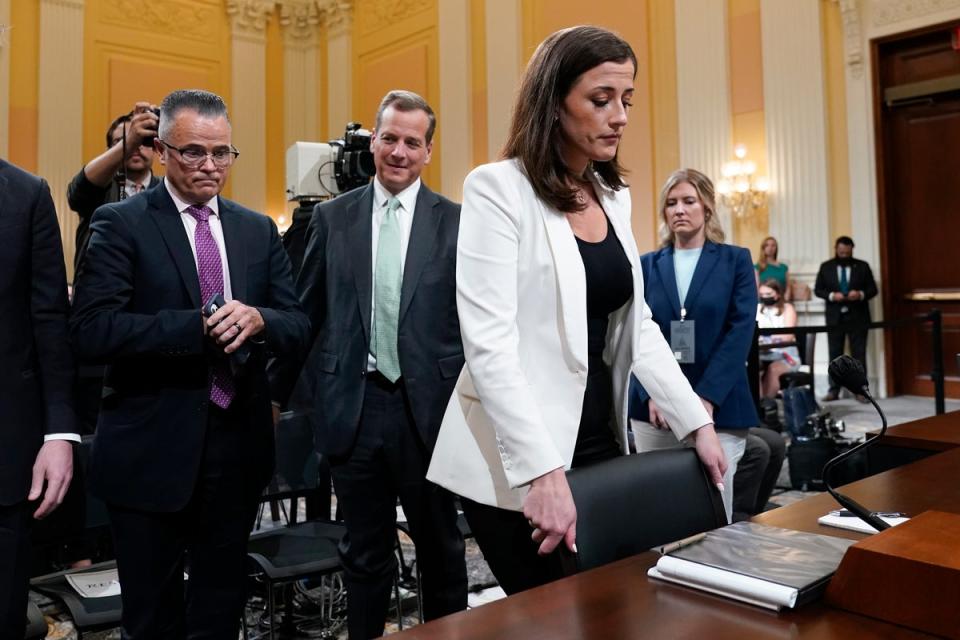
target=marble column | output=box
[321,0,353,143]
[280,1,322,147]
[438,0,471,200]
[484,0,521,161]
[226,0,274,214]
[37,0,85,276]
[674,0,733,240]
[760,0,831,277]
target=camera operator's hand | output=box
[125,102,159,153]
[207,300,265,354]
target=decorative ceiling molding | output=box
[226,0,275,41]
[356,0,429,36]
[101,0,217,40]
[872,0,960,26]
[833,0,864,78]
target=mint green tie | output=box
[373,197,403,382]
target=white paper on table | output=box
[817,513,909,533]
[650,555,799,610]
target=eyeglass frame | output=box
[156,138,240,169]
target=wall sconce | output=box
[716,144,769,218]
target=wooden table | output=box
[868,410,960,474]
[393,448,960,639]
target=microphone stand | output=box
[821,389,891,531]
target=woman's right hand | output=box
[648,399,670,430]
[523,468,578,556]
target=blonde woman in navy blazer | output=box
[629,168,759,521]
[428,28,727,595]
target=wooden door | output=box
[875,23,960,398]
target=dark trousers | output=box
[330,373,466,640]
[107,406,268,640]
[0,501,31,639]
[461,359,620,596]
[827,313,868,392]
[733,427,786,521]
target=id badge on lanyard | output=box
[670,307,695,363]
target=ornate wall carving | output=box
[834,0,863,78]
[872,0,960,26]
[356,0,430,35]
[279,0,320,44]
[226,0,274,42]
[101,0,217,39]
[317,0,353,34]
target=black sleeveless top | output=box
[571,215,634,467]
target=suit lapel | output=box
[399,187,441,325]
[0,167,8,220]
[219,198,247,301]
[683,241,719,312]
[350,186,374,343]
[540,203,588,374]
[148,187,202,307]
[654,248,683,318]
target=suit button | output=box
[360,370,366,378]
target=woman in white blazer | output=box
[427,26,726,595]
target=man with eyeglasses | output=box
[70,89,309,638]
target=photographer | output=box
[68,102,161,277]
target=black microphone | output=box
[822,355,891,531]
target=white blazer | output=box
[427,159,710,511]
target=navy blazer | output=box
[629,242,758,430]
[269,183,463,457]
[0,160,77,505]
[70,184,310,511]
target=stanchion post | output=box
[931,309,945,415]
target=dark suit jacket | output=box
[630,242,759,429]
[67,168,161,276]
[0,159,77,506]
[814,257,878,325]
[69,184,309,512]
[270,183,464,457]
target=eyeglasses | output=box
[157,139,240,169]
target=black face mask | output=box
[760,296,778,306]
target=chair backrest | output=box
[561,449,727,574]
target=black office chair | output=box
[245,411,349,639]
[779,331,817,391]
[561,449,727,574]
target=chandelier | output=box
[716,145,769,218]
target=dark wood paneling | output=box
[874,20,960,398]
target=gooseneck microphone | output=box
[822,355,892,532]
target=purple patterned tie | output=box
[186,204,236,409]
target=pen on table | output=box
[830,509,907,518]
[657,532,707,555]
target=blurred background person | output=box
[757,278,800,399]
[815,236,878,402]
[754,235,790,299]
[629,168,758,522]
[428,26,726,596]
[68,102,161,278]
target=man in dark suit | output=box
[814,236,878,401]
[0,159,77,636]
[70,89,309,638]
[270,90,467,638]
[68,102,162,276]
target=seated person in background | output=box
[757,279,800,399]
[755,236,790,300]
[732,427,786,522]
[68,102,161,277]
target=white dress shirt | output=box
[367,177,420,370]
[165,181,233,302]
